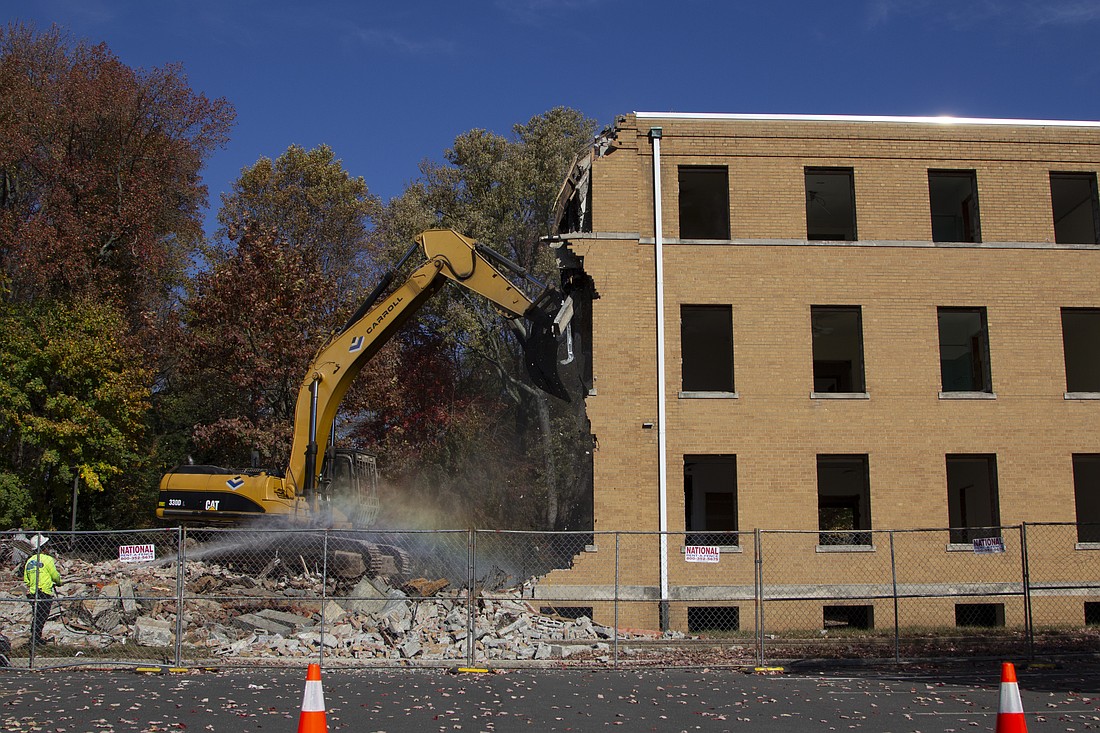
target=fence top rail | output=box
[0,528,178,538]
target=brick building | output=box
[541,112,1100,634]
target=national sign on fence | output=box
[118,543,156,563]
[684,545,720,563]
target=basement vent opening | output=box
[955,602,1005,628]
[688,606,740,633]
[823,604,874,630]
[539,606,592,620]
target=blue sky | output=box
[9,1,1100,232]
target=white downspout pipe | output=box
[649,127,669,631]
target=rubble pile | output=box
[0,554,675,663]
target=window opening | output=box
[681,305,734,392]
[688,606,740,633]
[955,603,1004,628]
[678,166,730,239]
[811,306,866,393]
[1051,172,1100,244]
[539,606,593,620]
[684,455,738,546]
[1062,309,1100,393]
[929,170,981,242]
[805,167,857,241]
[946,455,1000,544]
[938,307,992,393]
[1086,602,1100,626]
[817,455,872,546]
[824,605,874,630]
[1073,455,1100,543]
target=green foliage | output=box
[0,472,33,527]
[0,300,152,528]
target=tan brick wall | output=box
[548,114,1100,631]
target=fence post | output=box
[175,526,185,668]
[1021,523,1034,660]
[320,530,329,668]
[466,530,476,668]
[613,532,620,669]
[754,528,764,667]
[889,530,899,664]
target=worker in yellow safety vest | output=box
[23,534,61,646]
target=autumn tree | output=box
[366,108,598,530]
[213,144,380,296]
[170,145,377,469]
[0,22,234,317]
[173,228,337,467]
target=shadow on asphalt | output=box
[785,654,1100,692]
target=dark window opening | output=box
[678,166,730,239]
[1086,602,1100,626]
[929,170,981,243]
[818,455,872,546]
[947,454,1001,544]
[1074,455,1100,543]
[1051,172,1100,245]
[824,605,874,630]
[539,606,593,620]
[1062,309,1100,393]
[685,455,738,546]
[938,307,992,392]
[681,305,734,392]
[688,606,740,633]
[955,603,1004,628]
[806,167,857,241]
[811,306,866,393]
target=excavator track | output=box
[187,529,412,582]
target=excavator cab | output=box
[315,448,381,529]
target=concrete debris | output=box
[0,553,659,663]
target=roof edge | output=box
[632,112,1100,128]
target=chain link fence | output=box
[0,523,1096,670]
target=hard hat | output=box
[28,534,48,550]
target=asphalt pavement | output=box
[0,660,1098,732]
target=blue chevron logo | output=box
[227,477,245,491]
[349,335,364,352]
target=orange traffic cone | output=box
[298,663,328,733]
[995,662,1028,733]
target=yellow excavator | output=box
[156,229,572,566]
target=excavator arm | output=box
[288,228,570,498]
[158,229,571,525]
